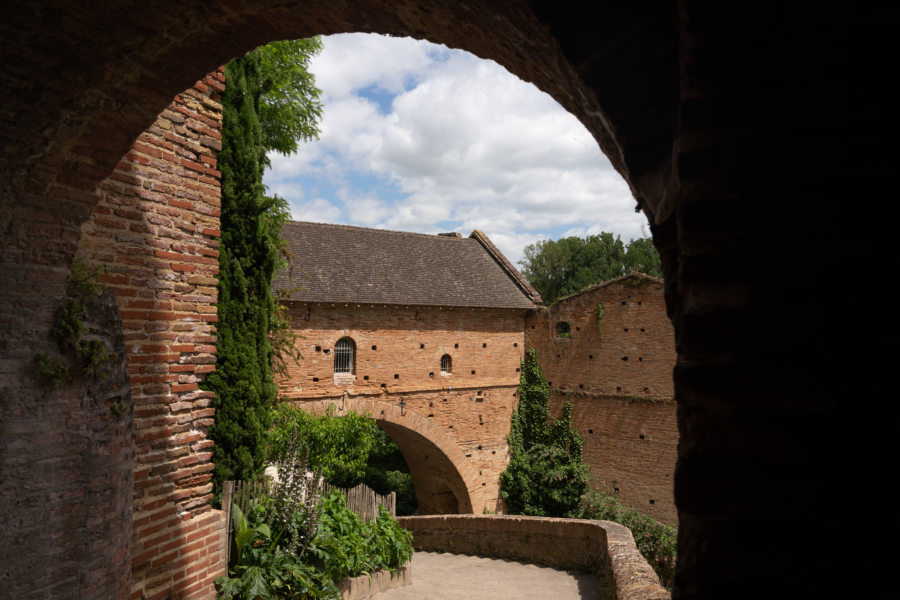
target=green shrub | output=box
[579,489,676,588]
[217,491,413,600]
[311,491,413,582]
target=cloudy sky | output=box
[265,33,649,266]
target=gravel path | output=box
[374,551,606,600]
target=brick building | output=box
[274,221,541,514]
[525,273,678,525]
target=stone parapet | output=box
[398,514,668,600]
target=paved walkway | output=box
[374,551,606,600]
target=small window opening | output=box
[371,344,377,350]
[639,434,645,440]
[364,375,369,381]
[589,354,593,360]
[471,370,476,375]
[420,343,425,349]
[482,342,487,348]
[622,356,629,361]
[312,377,319,382]
[514,342,518,347]
[454,343,459,348]
[579,384,584,389]
[334,337,355,374]
[588,429,594,434]
[616,386,622,393]
[441,354,452,374]
[315,345,321,352]
[394,373,399,379]
[556,321,571,338]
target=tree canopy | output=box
[204,39,323,497]
[519,233,662,305]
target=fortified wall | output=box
[525,274,678,525]
[77,71,227,600]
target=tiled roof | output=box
[274,221,541,309]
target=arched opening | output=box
[333,336,355,374]
[2,3,882,600]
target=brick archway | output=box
[2,2,889,599]
[292,398,480,515]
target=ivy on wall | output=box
[34,261,111,387]
[595,301,604,346]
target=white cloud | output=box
[264,33,648,265]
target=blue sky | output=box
[264,34,650,266]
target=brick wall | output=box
[277,302,527,513]
[77,70,226,600]
[525,275,678,525]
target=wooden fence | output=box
[222,479,396,565]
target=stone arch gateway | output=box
[1,2,891,600]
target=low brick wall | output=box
[398,515,668,600]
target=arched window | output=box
[334,337,355,374]
[556,321,571,338]
[440,354,452,374]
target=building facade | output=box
[275,222,540,514]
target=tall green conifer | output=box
[500,348,588,517]
[204,39,322,497]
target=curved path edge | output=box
[398,514,669,600]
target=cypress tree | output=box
[204,51,279,493]
[205,39,323,499]
[500,348,589,517]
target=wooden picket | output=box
[223,478,396,523]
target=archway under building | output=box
[290,397,480,515]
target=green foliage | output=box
[595,301,604,345]
[361,427,417,516]
[218,502,337,600]
[35,260,113,388]
[312,492,413,582]
[217,491,414,600]
[519,233,662,304]
[579,489,677,588]
[34,352,69,386]
[270,407,379,487]
[255,38,324,157]
[269,407,418,515]
[500,348,589,517]
[205,38,323,497]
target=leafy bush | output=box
[217,486,413,600]
[269,406,417,515]
[579,489,676,588]
[269,406,379,487]
[311,491,413,582]
[218,502,337,600]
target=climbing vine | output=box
[595,301,604,346]
[34,260,111,386]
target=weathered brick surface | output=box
[526,276,678,524]
[399,514,668,600]
[77,71,227,600]
[278,303,526,513]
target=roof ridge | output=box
[282,220,470,242]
